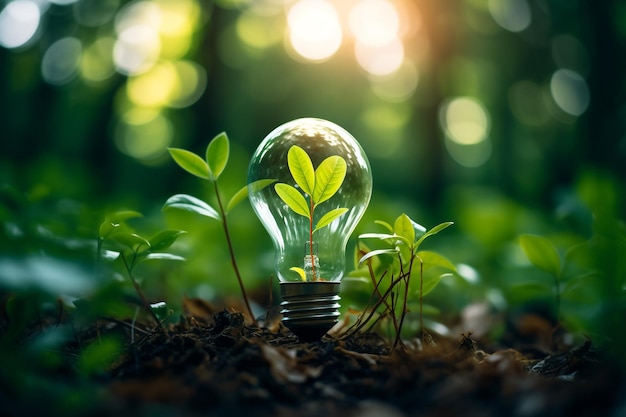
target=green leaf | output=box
[358,248,399,266]
[287,146,315,195]
[206,132,229,180]
[168,148,210,180]
[150,301,171,321]
[226,179,276,214]
[414,221,454,249]
[519,234,561,277]
[148,229,186,252]
[313,155,347,204]
[289,267,306,281]
[101,249,120,262]
[421,272,453,297]
[314,208,348,233]
[275,183,310,219]
[359,232,397,240]
[359,232,412,247]
[108,232,150,251]
[374,220,394,233]
[139,253,186,263]
[162,194,220,220]
[410,219,427,235]
[394,214,415,246]
[417,250,457,272]
[99,210,142,239]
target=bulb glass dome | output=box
[248,118,372,284]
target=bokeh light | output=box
[286,0,342,62]
[114,108,173,162]
[550,69,590,117]
[440,97,492,168]
[80,37,116,83]
[551,34,590,76]
[369,60,419,102]
[349,0,400,47]
[444,135,493,168]
[355,38,404,75]
[440,97,490,146]
[155,0,201,59]
[113,1,161,75]
[0,0,41,49]
[236,9,283,50]
[487,0,531,33]
[73,0,120,27]
[41,37,82,86]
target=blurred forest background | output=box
[0,0,625,360]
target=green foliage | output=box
[275,145,348,225]
[343,213,454,345]
[98,210,185,333]
[76,336,123,377]
[274,145,348,281]
[165,132,275,322]
[519,234,562,277]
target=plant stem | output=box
[554,275,561,323]
[419,259,424,341]
[309,198,317,281]
[394,253,415,348]
[213,181,257,326]
[121,253,166,335]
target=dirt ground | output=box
[103,299,626,417]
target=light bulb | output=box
[248,118,372,340]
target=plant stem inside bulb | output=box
[309,198,317,281]
[304,241,320,281]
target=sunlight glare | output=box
[287,0,342,62]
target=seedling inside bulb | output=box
[274,145,348,282]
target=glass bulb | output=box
[248,118,372,339]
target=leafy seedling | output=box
[164,132,275,323]
[274,145,348,281]
[98,210,185,334]
[345,214,454,346]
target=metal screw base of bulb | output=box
[280,281,341,341]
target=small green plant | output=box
[519,234,564,323]
[344,214,454,346]
[274,145,348,281]
[98,210,186,334]
[164,132,274,323]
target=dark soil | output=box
[103,299,625,417]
